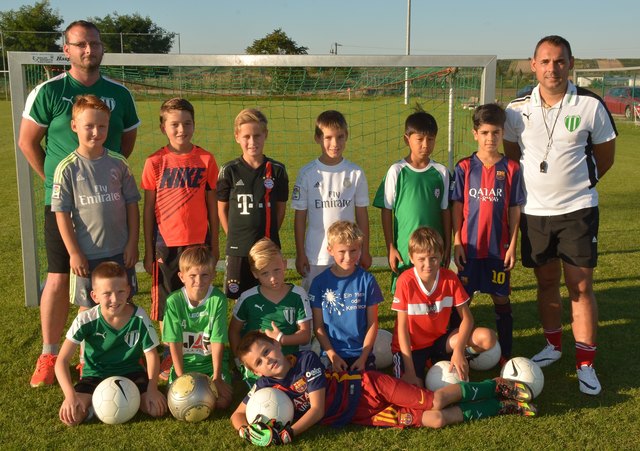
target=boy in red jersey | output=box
[230,331,536,446]
[392,227,496,386]
[141,98,219,378]
[451,104,525,363]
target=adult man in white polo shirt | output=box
[503,35,616,395]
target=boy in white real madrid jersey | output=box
[161,245,232,409]
[55,262,166,426]
[217,109,289,300]
[292,110,371,291]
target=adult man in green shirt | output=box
[18,20,140,387]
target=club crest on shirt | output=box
[292,377,307,393]
[283,307,296,325]
[399,413,414,426]
[264,177,274,189]
[434,188,441,198]
[343,179,352,188]
[124,330,140,348]
[52,184,61,199]
[496,170,506,181]
[292,185,301,200]
[100,97,116,111]
[564,115,581,132]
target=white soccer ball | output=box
[92,376,140,424]
[246,387,294,424]
[425,360,462,391]
[500,357,544,398]
[373,329,393,369]
[310,336,322,356]
[469,342,502,371]
[167,372,218,422]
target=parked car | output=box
[604,87,640,120]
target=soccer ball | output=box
[500,357,544,398]
[246,387,294,424]
[373,329,393,369]
[425,360,462,391]
[469,342,502,371]
[310,336,322,356]
[92,376,140,424]
[167,372,218,422]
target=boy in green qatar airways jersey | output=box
[162,245,232,409]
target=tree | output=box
[89,13,175,54]
[0,1,63,54]
[246,28,308,55]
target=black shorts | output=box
[151,245,190,321]
[75,371,148,395]
[520,207,599,268]
[392,330,453,381]
[223,255,258,300]
[458,258,510,297]
[44,206,70,273]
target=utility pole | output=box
[330,42,342,55]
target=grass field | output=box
[2,99,640,450]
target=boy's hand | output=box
[359,251,372,270]
[453,244,466,271]
[143,251,154,275]
[210,245,220,269]
[123,239,138,269]
[59,395,85,426]
[349,355,367,372]
[69,252,89,278]
[503,247,516,271]
[328,352,348,372]
[142,386,167,417]
[295,254,309,278]
[212,377,232,407]
[450,350,469,382]
[387,245,403,273]
[240,419,292,446]
[262,322,282,342]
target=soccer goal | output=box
[9,52,496,307]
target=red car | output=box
[604,87,640,120]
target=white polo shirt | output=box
[504,82,617,215]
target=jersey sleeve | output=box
[22,83,52,127]
[118,156,141,204]
[216,163,232,201]
[354,168,369,207]
[307,279,323,310]
[291,164,309,210]
[503,106,524,143]
[137,307,160,353]
[592,102,618,144]
[451,163,466,203]
[379,164,401,209]
[65,311,89,344]
[371,176,386,209]
[204,289,229,344]
[366,272,384,306]
[50,162,73,213]
[205,152,219,191]
[272,162,289,202]
[300,352,327,393]
[231,293,249,322]
[434,163,450,209]
[120,88,141,132]
[509,162,526,207]
[292,286,312,324]
[162,293,183,343]
[450,274,470,307]
[140,155,158,191]
[391,273,409,312]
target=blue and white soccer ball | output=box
[92,376,140,424]
[425,360,462,391]
[500,356,544,398]
[373,329,393,369]
[469,342,502,371]
[246,387,294,424]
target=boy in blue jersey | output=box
[451,104,525,362]
[54,262,166,426]
[230,331,536,446]
[309,221,383,371]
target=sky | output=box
[3,0,639,59]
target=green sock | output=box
[459,379,496,401]
[459,398,501,421]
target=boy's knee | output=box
[421,410,446,429]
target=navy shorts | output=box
[458,258,510,297]
[520,207,599,268]
[75,371,148,395]
[392,330,453,381]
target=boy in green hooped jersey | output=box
[229,238,312,386]
[162,245,232,409]
[54,262,166,426]
[373,108,452,292]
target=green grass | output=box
[2,99,640,449]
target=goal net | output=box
[9,52,496,306]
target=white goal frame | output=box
[9,51,496,307]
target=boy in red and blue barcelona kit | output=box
[451,103,525,362]
[230,331,536,446]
